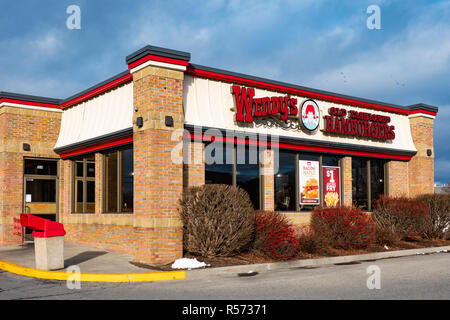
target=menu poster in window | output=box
[322,166,341,207]
[299,160,320,205]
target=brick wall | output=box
[0,106,61,246]
[388,160,409,197]
[183,140,205,188]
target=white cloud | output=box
[295,1,450,101]
[306,22,450,97]
[32,30,62,55]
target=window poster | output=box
[299,160,320,205]
[322,166,341,207]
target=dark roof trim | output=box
[126,45,191,65]
[187,63,438,115]
[0,91,61,105]
[54,127,133,154]
[406,103,439,113]
[62,70,130,104]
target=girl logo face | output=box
[301,100,320,131]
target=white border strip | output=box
[408,113,435,119]
[0,102,62,113]
[130,59,187,74]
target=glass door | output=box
[23,159,58,240]
[23,159,58,241]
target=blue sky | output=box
[0,0,449,185]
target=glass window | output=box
[352,157,368,210]
[76,162,83,177]
[352,157,387,211]
[370,159,386,205]
[87,162,96,177]
[121,148,134,212]
[73,155,95,213]
[236,145,260,210]
[205,143,233,185]
[24,159,57,176]
[25,179,56,202]
[204,143,261,210]
[104,151,118,212]
[274,151,296,211]
[322,155,341,167]
[103,145,133,213]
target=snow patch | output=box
[171,258,210,269]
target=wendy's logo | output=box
[301,99,320,131]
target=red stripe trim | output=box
[0,98,60,109]
[61,73,133,109]
[128,54,189,70]
[186,67,433,117]
[408,109,437,116]
[59,135,133,159]
[189,133,413,161]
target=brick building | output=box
[0,45,438,264]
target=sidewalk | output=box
[0,242,154,273]
[0,241,448,283]
[0,242,185,282]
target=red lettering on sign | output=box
[233,85,254,123]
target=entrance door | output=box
[23,159,58,240]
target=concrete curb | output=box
[185,245,450,280]
[0,259,186,283]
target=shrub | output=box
[253,211,298,260]
[297,228,329,254]
[179,184,254,257]
[373,225,399,246]
[310,206,375,249]
[372,196,430,240]
[416,194,450,239]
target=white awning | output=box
[183,75,417,155]
[54,83,133,150]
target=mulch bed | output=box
[143,238,450,272]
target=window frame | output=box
[102,145,134,214]
[205,142,263,210]
[352,157,388,211]
[72,156,95,214]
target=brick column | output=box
[131,64,186,264]
[183,140,205,188]
[341,157,352,206]
[408,116,435,197]
[261,149,275,211]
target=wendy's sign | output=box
[324,107,396,141]
[232,85,395,141]
[232,85,299,123]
